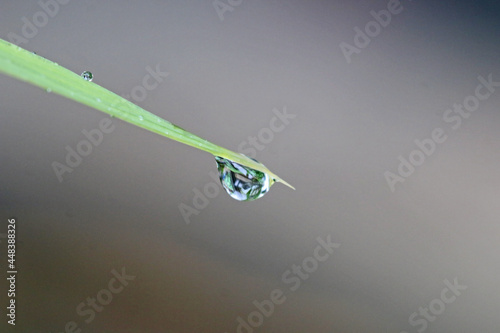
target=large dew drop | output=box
[215,156,271,201]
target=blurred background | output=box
[1,0,499,332]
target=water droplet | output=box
[215,156,271,201]
[46,88,52,93]
[81,71,93,81]
[31,51,37,55]
[138,115,144,121]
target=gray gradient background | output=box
[1,0,500,332]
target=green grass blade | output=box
[0,38,294,189]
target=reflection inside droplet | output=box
[81,71,93,81]
[215,156,271,201]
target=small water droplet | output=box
[215,156,271,201]
[46,88,52,93]
[138,115,144,121]
[96,98,101,102]
[31,51,37,55]
[81,71,93,81]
